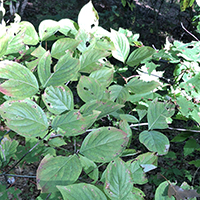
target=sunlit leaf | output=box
[0,99,48,138]
[42,85,74,115]
[39,19,60,41]
[78,1,99,32]
[111,29,130,63]
[0,61,39,98]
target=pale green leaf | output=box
[78,1,99,32]
[77,76,104,102]
[0,99,48,138]
[147,100,175,130]
[52,110,100,137]
[104,158,133,200]
[111,29,130,63]
[37,154,82,193]
[58,18,78,36]
[51,38,80,59]
[126,77,160,94]
[79,155,99,183]
[57,183,107,200]
[39,20,60,41]
[19,21,39,45]
[80,99,124,120]
[42,85,74,115]
[139,130,170,155]
[80,127,129,162]
[0,61,39,98]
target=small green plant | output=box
[0,0,200,199]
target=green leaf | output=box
[0,32,9,57]
[155,181,174,200]
[0,135,18,167]
[184,138,199,156]
[80,99,124,120]
[126,152,157,185]
[6,29,25,55]
[37,154,82,193]
[0,61,39,99]
[109,85,129,104]
[19,21,39,45]
[51,38,80,59]
[80,49,110,72]
[126,77,160,94]
[104,158,133,200]
[77,76,104,102]
[147,100,175,130]
[48,137,67,147]
[39,19,60,41]
[126,46,155,67]
[80,127,129,162]
[139,130,170,155]
[38,51,80,88]
[58,18,78,36]
[57,183,107,200]
[189,159,200,167]
[78,1,99,32]
[0,99,49,138]
[171,132,193,142]
[111,29,130,63]
[79,155,99,183]
[119,114,138,123]
[126,187,145,200]
[52,110,100,136]
[42,85,74,115]
[89,67,114,87]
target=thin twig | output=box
[0,174,36,178]
[181,22,199,41]
[192,167,200,185]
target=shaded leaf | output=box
[119,114,138,123]
[79,155,98,183]
[57,183,107,200]
[80,127,129,162]
[0,99,48,138]
[147,100,175,130]
[52,110,100,136]
[104,158,133,200]
[126,46,155,67]
[37,154,82,193]
[139,130,170,155]
[42,85,74,115]
[0,61,39,98]
[126,152,157,185]
[80,99,124,120]
[109,85,129,104]
[126,77,160,94]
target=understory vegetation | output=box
[0,0,200,199]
